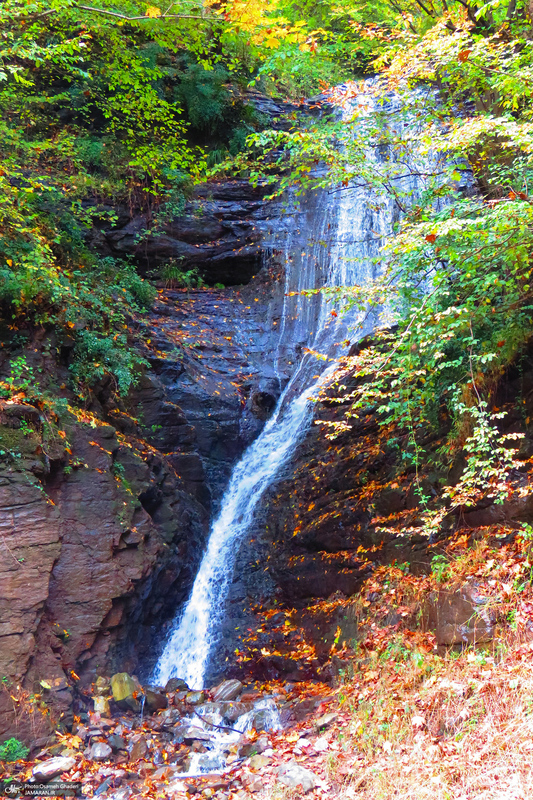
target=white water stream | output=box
[154,86,436,692]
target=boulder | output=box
[32,757,76,782]
[211,679,243,703]
[143,688,168,712]
[423,583,496,646]
[164,678,189,693]
[111,673,140,712]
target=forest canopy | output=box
[3,0,533,466]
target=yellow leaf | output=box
[145,5,161,17]
[69,735,83,749]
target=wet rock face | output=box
[0,260,290,739]
[93,181,278,286]
[138,280,287,501]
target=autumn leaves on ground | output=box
[3,530,533,800]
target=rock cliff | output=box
[0,179,291,742]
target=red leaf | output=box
[458,49,472,62]
[425,233,437,244]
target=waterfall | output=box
[153,85,437,690]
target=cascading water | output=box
[154,85,439,692]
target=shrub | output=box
[0,738,29,763]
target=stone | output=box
[107,734,127,752]
[193,752,224,772]
[166,780,187,795]
[94,677,111,696]
[32,757,76,782]
[164,678,189,693]
[277,761,318,793]
[294,737,312,755]
[242,775,263,793]
[172,724,212,743]
[424,583,496,646]
[89,742,113,761]
[238,736,269,758]
[221,701,252,722]
[211,679,243,703]
[129,738,148,761]
[157,708,182,728]
[314,712,338,731]
[143,688,168,712]
[94,776,114,795]
[195,701,224,718]
[152,766,183,781]
[251,707,275,732]
[107,789,132,800]
[93,697,110,715]
[185,691,205,705]
[248,754,271,769]
[111,673,141,712]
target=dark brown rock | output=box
[423,583,496,646]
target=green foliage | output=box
[222,1,533,530]
[0,0,278,399]
[160,262,206,290]
[431,554,451,583]
[0,738,29,763]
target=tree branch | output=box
[36,3,212,21]
[77,4,208,20]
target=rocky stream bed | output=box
[1,675,345,799]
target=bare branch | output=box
[77,4,209,20]
[36,3,213,21]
